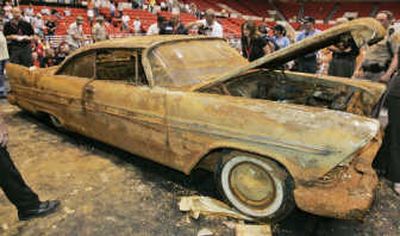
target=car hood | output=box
[193,18,386,91]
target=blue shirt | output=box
[296,29,321,57]
[273,36,290,49]
[296,29,320,42]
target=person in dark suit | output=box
[0,116,60,220]
[374,52,400,195]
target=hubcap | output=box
[229,162,276,209]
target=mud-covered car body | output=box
[7,18,386,220]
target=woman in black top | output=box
[241,20,275,62]
[328,33,359,78]
[327,18,359,78]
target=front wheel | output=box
[215,152,295,222]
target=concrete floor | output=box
[0,102,399,236]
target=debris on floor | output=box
[178,196,253,221]
[235,223,272,236]
[197,228,214,236]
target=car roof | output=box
[76,35,213,51]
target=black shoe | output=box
[18,200,61,221]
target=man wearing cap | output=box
[295,16,320,73]
[3,7,34,67]
[187,9,223,38]
[92,16,108,42]
[67,16,85,51]
[353,10,400,83]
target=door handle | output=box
[85,85,95,94]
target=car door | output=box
[81,48,168,162]
[35,51,96,134]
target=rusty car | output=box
[7,18,387,222]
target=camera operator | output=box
[186,9,223,37]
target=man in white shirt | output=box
[121,12,130,31]
[92,16,109,42]
[67,16,85,50]
[187,9,223,38]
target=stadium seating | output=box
[180,0,222,11]
[276,2,301,20]
[378,3,400,19]
[303,2,335,21]
[20,1,400,39]
[332,2,375,19]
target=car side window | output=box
[57,52,95,78]
[96,49,134,81]
[95,49,147,85]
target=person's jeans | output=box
[0,147,40,211]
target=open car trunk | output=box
[199,69,386,118]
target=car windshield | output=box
[148,39,248,88]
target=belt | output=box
[299,54,317,60]
[362,63,387,73]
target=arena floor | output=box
[0,101,399,236]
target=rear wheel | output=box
[215,151,295,222]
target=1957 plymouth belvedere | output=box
[7,18,387,222]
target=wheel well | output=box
[194,148,291,177]
[35,111,63,128]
